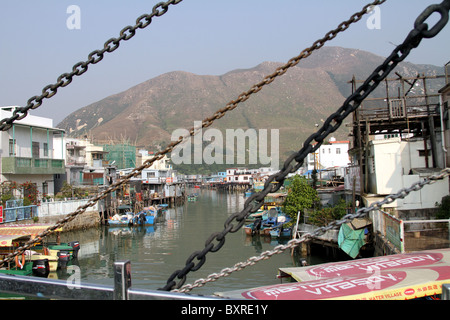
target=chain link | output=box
[0,0,184,132]
[174,168,450,294]
[161,0,450,291]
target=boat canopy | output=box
[0,235,31,247]
[0,224,63,236]
[217,248,450,300]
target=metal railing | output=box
[0,260,222,300]
[371,209,450,253]
[1,205,38,223]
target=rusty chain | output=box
[0,0,387,267]
[161,0,450,291]
[0,0,184,132]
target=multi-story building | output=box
[138,150,172,171]
[305,137,351,171]
[53,136,117,187]
[0,106,65,197]
[226,168,258,184]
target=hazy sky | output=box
[1,0,449,125]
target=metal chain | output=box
[0,0,385,267]
[0,0,184,132]
[161,0,450,291]
[174,169,450,293]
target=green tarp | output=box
[338,223,366,259]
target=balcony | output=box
[1,157,65,175]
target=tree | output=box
[282,175,320,224]
[308,199,350,227]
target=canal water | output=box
[58,188,341,297]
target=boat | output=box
[36,241,80,269]
[216,248,450,300]
[187,194,198,202]
[159,203,169,210]
[25,250,59,272]
[133,206,163,226]
[245,189,254,197]
[0,225,80,271]
[269,226,293,238]
[0,235,51,277]
[244,208,291,236]
[108,205,134,226]
[245,210,268,223]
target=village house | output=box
[305,137,351,171]
[226,168,258,184]
[0,106,65,198]
[53,136,116,188]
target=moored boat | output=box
[269,226,293,238]
[187,194,198,202]
[0,228,80,274]
[245,210,268,223]
[108,205,134,227]
[133,206,163,226]
[244,208,291,236]
[25,250,59,272]
[245,189,255,197]
[0,235,50,277]
[159,203,169,210]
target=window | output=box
[44,143,48,157]
[418,150,428,157]
[42,182,48,196]
[9,139,16,156]
[336,148,341,154]
[32,142,39,158]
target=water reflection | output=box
[60,189,306,295]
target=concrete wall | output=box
[37,199,100,231]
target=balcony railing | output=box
[1,157,65,175]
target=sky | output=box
[1,0,449,125]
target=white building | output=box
[364,137,448,211]
[138,150,172,171]
[226,168,257,183]
[0,106,65,197]
[305,137,350,171]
